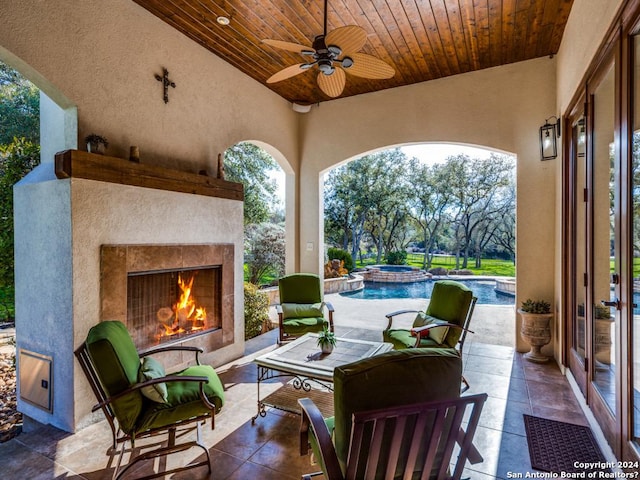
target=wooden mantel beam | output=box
[54,150,244,201]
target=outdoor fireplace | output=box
[101,244,234,353]
[15,150,244,432]
[127,266,221,350]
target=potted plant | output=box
[518,299,553,363]
[317,327,337,354]
[85,133,109,155]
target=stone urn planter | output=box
[518,299,553,363]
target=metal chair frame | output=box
[75,343,217,480]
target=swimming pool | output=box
[340,279,515,305]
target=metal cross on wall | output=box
[154,67,176,104]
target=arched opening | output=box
[223,141,287,284]
[322,142,517,349]
[222,140,290,340]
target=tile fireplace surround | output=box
[13,151,245,433]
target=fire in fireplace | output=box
[101,244,235,355]
[127,267,221,349]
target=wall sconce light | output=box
[540,116,561,160]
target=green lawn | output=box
[356,253,515,277]
[244,252,516,286]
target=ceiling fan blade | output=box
[262,39,314,54]
[317,68,346,97]
[325,26,367,55]
[344,53,395,79]
[267,64,309,83]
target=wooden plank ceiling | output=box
[133,0,574,105]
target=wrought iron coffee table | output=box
[252,333,392,423]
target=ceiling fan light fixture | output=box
[318,60,334,75]
[341,56,354,69]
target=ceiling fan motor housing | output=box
[318,59,335,75]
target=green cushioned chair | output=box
[277,273,335,343]
[75,320,225,480]
[299,348,487,480]
[383,280,477,391]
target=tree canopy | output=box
[224,142,286,285]
[224,142,282,225]
[0,62,39,145]
[324,148,516,269]
[244,222,285,285]
[0,61,41,294]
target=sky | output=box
[400,143,494,165]
[269,143,498,200]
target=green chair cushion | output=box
[332,348,462,472]
[281,302,324,320]
[86,321,143,434]
[139,356,168,404]
[282,317,327,335]
[135,365,225,433]
[278,273,322,304]
[421,280,473,348]
[382,329,443,350]
[426,280,473,325]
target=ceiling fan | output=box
[262,0,395,98]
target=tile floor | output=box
[0,324,597,479]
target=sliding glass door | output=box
[566,51,620,451]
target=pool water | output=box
[341,279,515,305]
[371,265,414,272]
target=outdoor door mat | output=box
[523,414,610,474]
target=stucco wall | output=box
[556,0,624,115]
[14,177,73,431]
[0,0,298,171]
[298,57,558,353]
